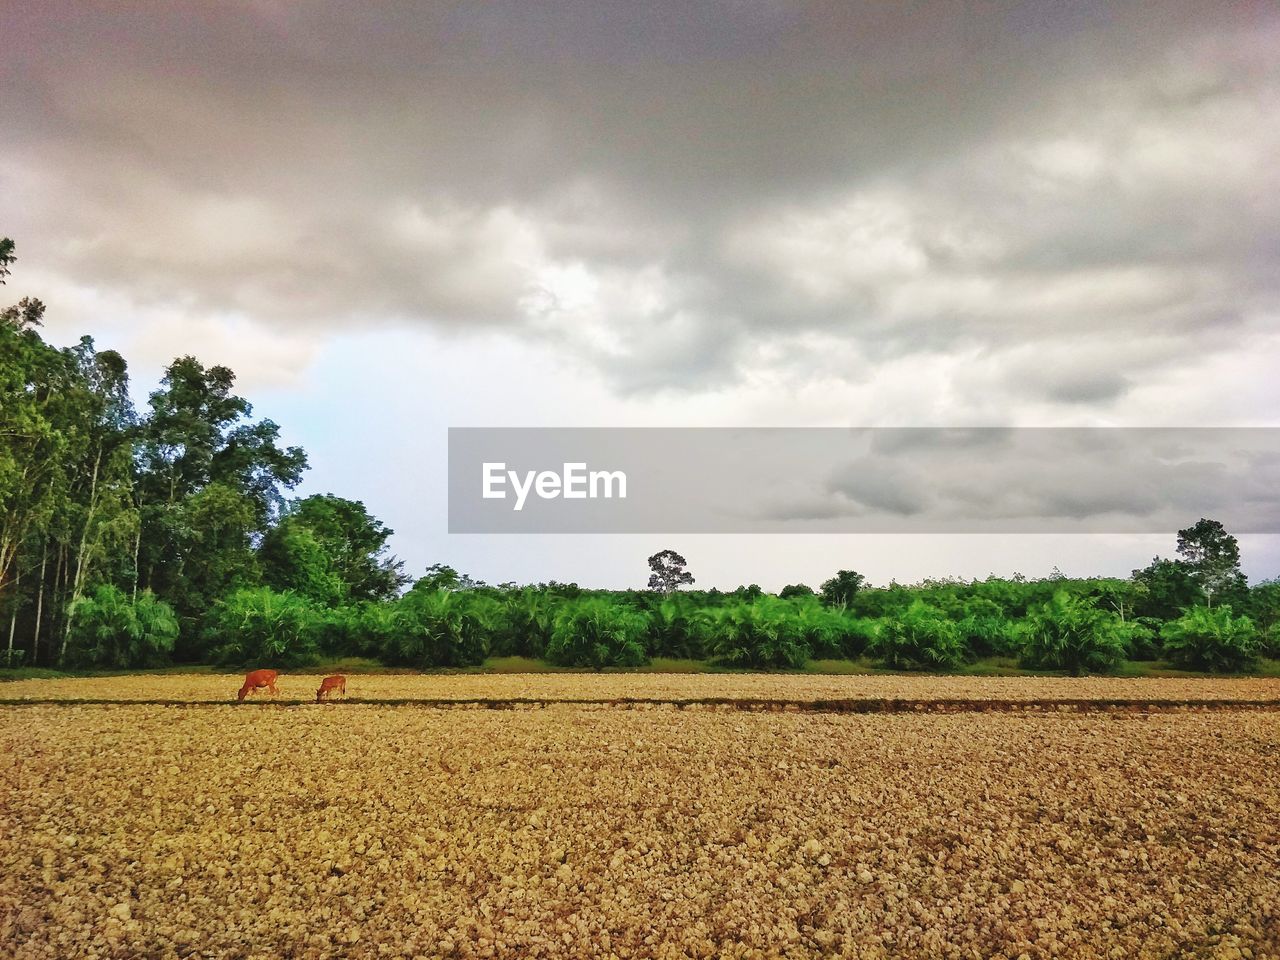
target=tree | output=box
[649,597,703,659]
[546,597,649,669]
[259,494,406,604]
[868,599,965,670]
[207,586,321,667]
[416,564,484,591]
[820,570,866,608]
[56,339,140,664]
[955,596,1017,657]
[135,356,307,638]
[647,549,694,593]
[1175,518,1248,608]
[380,585,495,668]
[258,524,345,606]
[790,598,875,660]
[170,483,260,653]
[1161,605,1259,673]
[1248,579,1280,656]
[489,586,559,658]
[0,237,14,284]
[0,252,69,627]
[779,583,815,599]
[1018,592,1128,676]
[1131,557,1202,621]
[66,586,177,668]
[700,596,809,668]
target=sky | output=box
[2,1,1278,589]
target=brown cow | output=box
[316,674,347,703]
[237,669,279,702]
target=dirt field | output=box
[4,672,1280,705]
[2,679,1279,959]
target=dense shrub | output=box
[955,598,1017,657]
[309,603,364,658]
[1247,580,1280,657]
[258,525,346,606]
[380,587,494,668]
[545,597,650,668]
[1160,606,1259,673]
[648,598,704,659]
[67,586,178,668]
[355,601,403,658]
[869,600,965,670]
[490,588,560,659]
[789,600,877,660]
[1018,592,1127,675]
[1123,618,1161,660]
[700,597,810,669]
[208,587,320,667]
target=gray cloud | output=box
[1,1,1277,409]
[826,460,932,517]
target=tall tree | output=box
[0,237,14,284]
[820,569,866,608]
[647,549,694,593]
[56,339,140,663]
[259,494,407,604]
[0,245,68,616]
[135,356,307,639]
[1175,518,1248,608]
[1131,557,1200,621]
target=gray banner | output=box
[448,428,1280,533]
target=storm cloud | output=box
[2,1,1277,405]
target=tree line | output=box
[3,237,1278,675]
[1,238,404,669]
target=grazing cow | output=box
[237,669,279,702]
[316,674,347,703]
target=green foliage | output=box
[1119,618,1160,660]
[1,292,68,599]
[545,597,650,668]
[488,587,558,658]
[648,597,704,659]
[869,600,965,670]
[819,570,865,607]
[258,524,346,606]
[700,597,810,669]
[1018,592,1128,675]
[354,601,405,658]
[1160,605,1259,673]
[1176,518,1249,608]
[791,600,876,660]
[66,586,178,668]
[1130,557,1201,621]
[208,587,321,667]
[1246,580,1280,657]
[260,495,406,604]
[309,603,365,658]
[0,257,1275,679]
[379,586,495,668]
[954,597,1017,657]
[135,355,306,645]
[778,583,815,599]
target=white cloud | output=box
[3,1,1279,583]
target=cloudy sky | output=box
[2,1,1278,588]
